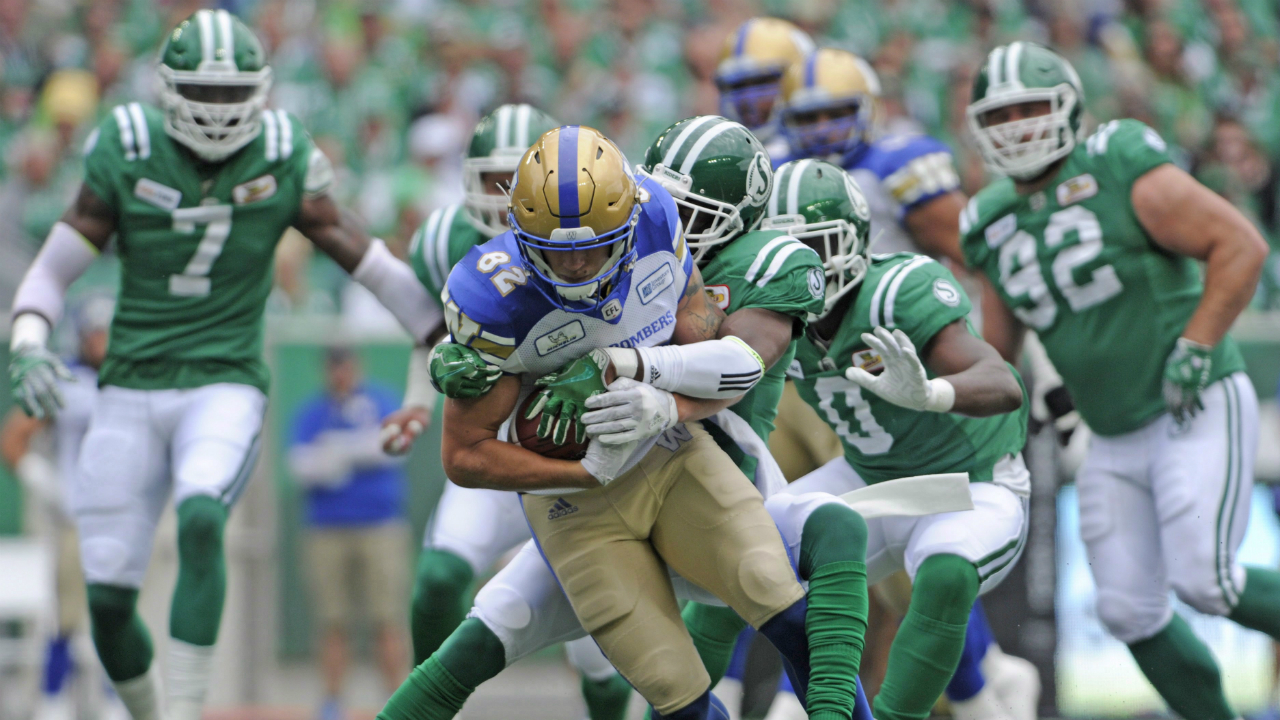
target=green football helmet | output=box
[967,41,1085,180]
[157,9,272,162]
[761,159,870,318]
[464,104,561,237]
[639,115,773,264]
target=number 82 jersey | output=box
[82,102,330,393]
[960,119,1245,437]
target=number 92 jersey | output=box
[82,102,331,393]
[960,119,1245,437]
[441,176,692,379]
[792,253,1027,485]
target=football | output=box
[514,392,590,460]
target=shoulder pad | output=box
[441,236,529,366]
[634,180,687,262]
[864,134,960,207]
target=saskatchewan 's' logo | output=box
[933,279,961,307]
[745,152,771,206]
[807,267,825,299]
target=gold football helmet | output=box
[779,48,881,159]
[714,18,814,133]
[509,125,641,311]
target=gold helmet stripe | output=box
[662,115,719,168]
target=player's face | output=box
[677,195,718,237]
[724,73,783,129]
[980,101,1052,131]
[541,245,614,283]
[789,102,860,151]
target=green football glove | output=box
[1163,337,1213,424]
[527,349,609,445]
[10,344,72,420]
[428,343,502,399]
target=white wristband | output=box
[925,378,956,413]
[603,348,639,381]
[10,313,51,350]
[403,345,439,413]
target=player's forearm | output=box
[603,337,766,399]
[939,357,1023,417]
[674,394,738,423]
[1181,231,1267,347]
[442,437,596,491]
[11,222,100,343]
[979,278,1025,364]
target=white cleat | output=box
[762,690,808,720]
[982,646,1041,720]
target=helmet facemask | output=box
[782,95,872,159]
[463,150,521,237]
[157,65,271,162]
[716,67,784,134]
[762,214,867,318]
[968,83,1080,180]
[512,207,640,309]
[637,164,749,265]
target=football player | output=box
[378,103,633,720]
[7,11,440,720]
[761,158,1031,720]
[962,42,1276,720]
[713,17,814,155]
[775,48,1042,719]
[380,124,865,720]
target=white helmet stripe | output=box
[786,158,811,215]
[987,46,1005,87]
[679,120,737,175]
[662,115,718,168]
[1005,41,1024,90]
[768,163,787,217]
[197,10,215,67]
[217,10,234,64]
[515,104,532,148]
[495,105,511,150]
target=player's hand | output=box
[528,350,609,445]
[845,327,954,413]
[429,343,501,399]
[580,435,641,486]
[380,406,431,455]
[581,378,678,445]
[1163,337,1213,424]
[9,345,72,420]
[1031,379,1080,445]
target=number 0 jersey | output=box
[960,119,1245,436]
[82,102,329,392]
[792,253,1027,485]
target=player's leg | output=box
[566,638,633,720]
[167,382,267,720]
[873,459,1028,720]
[412,482,529,663]
[381,541,607,719]
[74,387,171,720]
[1079,429,1235,719]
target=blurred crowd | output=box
[4,0,1280,318]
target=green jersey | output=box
[408,204,489,302]
[83,103,328,392]
[793,253,1027,484]
[960,119,1244,436]
[700,230,826,475]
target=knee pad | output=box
[799,503,868,579]
[87,584,139,634]
[176,497,227,566]
[414,550,475,609]
[1095,588,1171,644]
[911,554,979,621]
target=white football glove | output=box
[580,435,640,486]
[845,327,954,413]
[581,377,678,445]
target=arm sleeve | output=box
[11,223,101,334]
[631,336,766,399]
[879,259,972,351]
[352,239,442,343]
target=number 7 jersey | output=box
[82,102,329,393]
[960,119,1244,436]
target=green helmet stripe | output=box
[785,158,812,215]
[1005,41,1024,90]
[515,103,532,147]
[679,120,736,174]
[662,115,719,167]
